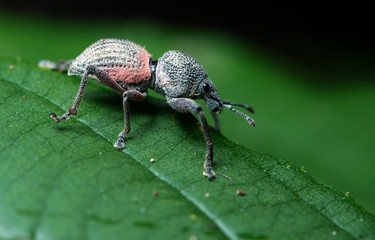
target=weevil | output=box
[39,38,255,180]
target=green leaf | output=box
[0,57,374,240]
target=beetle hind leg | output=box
[49,66,90,123]
[39,59,72,72]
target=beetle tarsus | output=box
[203,158,216,180]
[114,131,126,150]
[49,112,70,123]
[217,172,234,184]
[39,60,72,72]
[39,60,57,70]
[203,167,216,180]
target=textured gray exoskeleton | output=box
[39,38,255,181]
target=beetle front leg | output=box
[211,111,221,132]
[167,98,215,180]
[114,89,147,151]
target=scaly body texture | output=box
[68,39,152,88]
[154,50,207,98]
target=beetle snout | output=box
[207,99,222,114]
[212,101,223,113]
[203,92,223,114]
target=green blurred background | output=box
[1,2,374,215]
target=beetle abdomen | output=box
[68,38,152,84]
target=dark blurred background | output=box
[1,2,374,213]
[2,1,374,80]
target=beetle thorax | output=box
[153,50,208,98]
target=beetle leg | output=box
[114,90,147,151]
[50,65,125,123]
[167,98,215,180]
[38,59,72,72]
[89,66,125,94]
[211,111,221,132]
[50,66,90,122]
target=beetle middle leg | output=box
[167,98,215,180]
[211,111,221,132]
[114,90,147,151]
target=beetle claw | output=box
[114,140,126,151]
[49,112,70,122]
[203,167,216,181]
[114,131,126,151]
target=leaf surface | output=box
[0,58,374,240]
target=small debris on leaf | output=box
[236,190,247,196]
[189,236,198,240]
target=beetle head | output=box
[196,78,255,127]
[196,78,223,114]
[156,50,255,127]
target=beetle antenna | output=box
[222,100,254,113]
[223,104,255,127]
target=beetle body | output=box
[42,38,255,181]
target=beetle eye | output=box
[202,83,210,92]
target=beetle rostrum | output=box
[40,38,255,181]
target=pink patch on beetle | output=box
[104,49,151,84]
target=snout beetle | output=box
[39,38,255,180]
